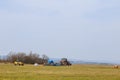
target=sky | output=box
[0,0,120,62]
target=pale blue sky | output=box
[0,0,120,62]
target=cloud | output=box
[0,0,99,16]
[0,0,120,59]
[1,0,119,23]
[0,0,120,28]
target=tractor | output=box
[60,58,72,66]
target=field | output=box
[0,63,120,80]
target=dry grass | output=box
[0,63,120,80]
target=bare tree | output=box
[17,52,26,62]
[7,51,17,62]
[42,54,49,64]
[6,51,49,64]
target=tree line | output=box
[0,51,49,64]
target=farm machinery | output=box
[14,61,24,66]
[44,58,72,66]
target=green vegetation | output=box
[0,64,120,80]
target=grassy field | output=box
[0,63,120,80]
